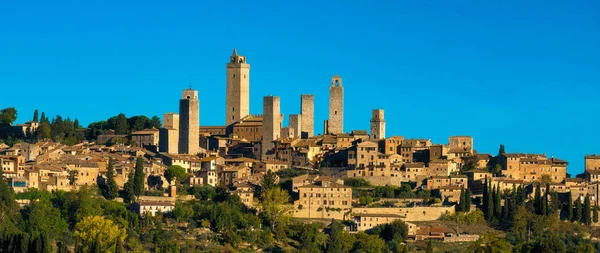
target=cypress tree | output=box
[542,183,549,215]
[466,190,472,212]
[133,157,145,196]
[486,181,494,221]
[574,196,582,223]
[594,205,599,223]
[483,178,489,219]
[534,183,542,215]
[326,219,343,253]
[104,157,118,200]
[584,194,591,225]
[494,185,502,218]
[567,192,574,221]
[458,187,465,212]
[33,109,39,122]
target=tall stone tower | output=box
[300,94,314,137]
[159,113,179,153]
[179,89,200,154]
[289,114,302,138]
[262,96,281,160]
[370,109,385,140]
[226,48,250,126]
[328,75,344,134]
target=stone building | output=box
[586,155,600,171]
[448,136,473,154]
[328,75,344,134]
[159,113,179,154]
[131,129,159,151]
[179,89,200,155]
[369,109,385,140]
[293,180,352,220]
[262,96,281,160]
[499,153,567,183]
[300,94,314,137]
[289,114,302,138]
[226,49,250,126]
[231,115,263,142]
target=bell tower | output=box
[226,48,250,126]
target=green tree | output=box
[133,157,145,196]
[40,111,47,123]
[494,185,501,218]
[534,183,542,215]
[22,199,68,241]
[150,116,161,129]
[0,169,22,235]
[371,220,408,242]
[114,113,128,134]
[532,232,566,253]
[327,219,344,253]
[259,187,292,232]
[583,194,591,225]
[102,158,119,200]
[33,109,39,122]
[425,240,433,253]
[574,197,582,223]
[567,192,573,221]
[0,107,17,125]
[353,232,385,253]
[36,122,52,140]
[68,170,78,185]
[73,118,80,129]
[593,205,598,223]
[123,170,136,203]
[73,216,126,252]
[498,144,505,154]
[115,237,125,253]
[164,165,188,184]
[260,170,277,192]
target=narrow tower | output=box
[226,48,250,126]
[179,89,200,154]
[300,94,314,137]
[159,113,179,153]
[289,114,302,138]
[370,109,385,140]
[328,75,344,134]
[262,96,281,160]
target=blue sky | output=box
[1,1,598,174]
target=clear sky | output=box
[1,1,598,174]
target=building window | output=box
[233,74,236,78]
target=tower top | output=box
[229,48,246,64]
[331,75,342,87]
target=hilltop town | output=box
[1,49,599,252]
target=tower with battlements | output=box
[328,75,344,134]
[226,49,250,126]
[179,89,200,154]
[370,109,385,140]
[262,96,281,160]
[300,94,314,137]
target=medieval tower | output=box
[300,94,314,137]
[289,114,302,138]
[328,75,344,134]
[159,112,179,153]
[179,89,200,154]
[226,48,250,126]
[262,96,281,160]
[370,109,385,140]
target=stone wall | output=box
[352,206,455,222]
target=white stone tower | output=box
[226,48,250,126]
[328,75,344,134]
[159,113,179,153]
[262,96,281,160]
[370,109,385,140]
[300,94,314,137]
[179,89,200,154]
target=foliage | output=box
[352,232,386,253]
[368,220,408,242]
[0,107,18,125]
[73,215,127,252]
[22,199,68,240]
[344,178,372,188]
[164,165,188,184]
[440,209,485,225]
[101,158,119,200]
[133,157,145,196]
[259,187,292,232]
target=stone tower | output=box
[289,114,302,138]
[159,113,179,153]
[328,75,344,134]
[179,89,200,154]
[226,48,250,126]
[300,94,314,137]
[262,96,281,160]
[370,109,385,140]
